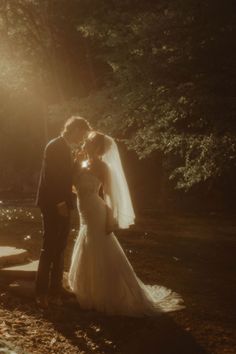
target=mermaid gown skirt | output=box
[68,173,184,316]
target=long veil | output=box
[102,136,135,229]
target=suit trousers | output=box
[35,207,70,296]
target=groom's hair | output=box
[62,116,91,136]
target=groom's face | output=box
[73,128,89,145]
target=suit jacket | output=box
[36,136,74,210]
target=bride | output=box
[68,132,184,316]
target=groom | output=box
[35,116,91,308]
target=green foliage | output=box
[72,0,236,190]
[0,0,236,192]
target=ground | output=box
[0,202,235,354]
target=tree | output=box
[70,0,236,190]
[1,0,236,197]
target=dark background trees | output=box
[0,0,236,211]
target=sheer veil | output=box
[102,135,135,229]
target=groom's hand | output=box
[57,201,69,217]
[75,151,86,163]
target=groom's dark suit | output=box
[36,136,74,296]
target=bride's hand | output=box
[106,205,118,234]
[106,223,118,235]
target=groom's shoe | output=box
[49,295,63,306]
[35,295,49,309]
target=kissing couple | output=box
[35,116,184,316]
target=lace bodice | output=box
[76,171,101,200]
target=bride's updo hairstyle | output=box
[85,131,112,157]
[62,116,91,136]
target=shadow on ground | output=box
[0,292,207,354]
[50,309,207,354]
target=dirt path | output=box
[0,205,235,354]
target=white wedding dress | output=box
[68,170,184,317]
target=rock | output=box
[0,260,39,280]
[0,247,29,268]
[8,280,35,298]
